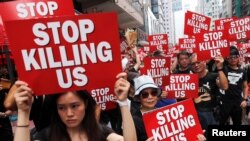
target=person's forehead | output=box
[179,54,189,58]
[190,56,197,62]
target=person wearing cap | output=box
[131,75,206,141]
[219,46,248,125]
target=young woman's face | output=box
[139,88,159,110]
[57,92,86,129]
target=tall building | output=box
[150,0,166,34]
[196,0,205,14]
[162,0,176,44]
[232,0,250,18]
[196,0,221,30]
[221,0,232,18]
[172,0,182,12]
[74,0,144,29]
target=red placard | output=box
[214,17,234,31]
[143,99,203,141]
[224,16,250,40]
[184,11,211,35]
[195,31,230,61]
[166,46,177,58]
[4,13,121,100]
[0,0,74,21]
[140,57,170,87]
[0,17,4,45]
[179,38,196,53]
[148,34,168,52]
[238,42,250,57]
[165,74,198,99]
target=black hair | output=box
[177,50,191,59]
[48,90,101,141]
[230,46,239,56]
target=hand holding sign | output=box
[114,72,130,102]
[14,80,34,112]
[214,55,224,70]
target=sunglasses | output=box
[140,89,160,99]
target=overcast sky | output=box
[174,0,197,44]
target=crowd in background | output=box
[0,43,250,141]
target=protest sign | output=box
[4,13,121,102]
[224,16,250,40]
[195,31,230,61]
[0,17,5,45]
[140,57,170,87]
[166,74,198,99]
[184,11,211,35]
[214,17,234,31]
[179,38,196,53]
[148,34,168,52]
[143,99,203,141]
[0,0,74,21]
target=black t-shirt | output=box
[196,72,218,112]
[33,124,114,141]
[30,95,54,132]
[244,64,250,83]
[222,66,247,102]
[0,90,13,140]
[173,68,192,74]
[132,108,148,141]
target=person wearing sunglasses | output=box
[219,46,248,125]
[131,75,206,141]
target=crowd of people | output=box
[0,45,250,141]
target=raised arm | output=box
[113,72,137,141]
[13,81,33,141]
[4,83,18,110]
[214,56,228,90]
[131,47,141,72]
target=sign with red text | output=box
[0,0,74,21]
[143,99,203,141]
[195,31,230,61]
[140,57,170,87]
[184,11,211,35]
[224,16,250,40]
[179,38,196,53]
[4,12,122,106]
[214,17,234,31]
[148,34,168,52]
[165,74,198,99]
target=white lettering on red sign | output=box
[91,87,114,110]
[21,19,113,88]
[151,105,196,141]
[16,1,58,18]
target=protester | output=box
[173,50,193,74]
[190,53,228,130]
[131,75,206,141]
[13,72,137,141]
[0,83,13,141]
[4,84,54,135]
[219,46,248,125]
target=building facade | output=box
[162,0,176,44]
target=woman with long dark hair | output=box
[13,73,136,141]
